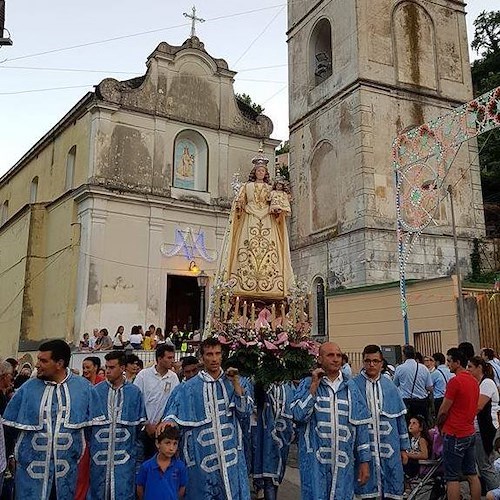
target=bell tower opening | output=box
[309,18,332,87]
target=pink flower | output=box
[219,336,229,344]
[264,340,279,351]
[276,332,288,345]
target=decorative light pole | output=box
[447,184,466,342]
[393,86,500,345]
[197,270,209,340]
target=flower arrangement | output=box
[216,323,318,388]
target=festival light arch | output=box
[393,86,500,343]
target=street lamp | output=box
[447,184,466,343]
[421,180,466,342]
[196,270,209,338]
[0,2,13,46]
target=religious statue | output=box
[225,153,294,300]
[178,145,194,178]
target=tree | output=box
[235,93,264,115]
[470,10,500,224]
[275,140,289,156]
[471,11,500,56]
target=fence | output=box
[414,330,442,357]
[344,351,363,375]
[70,349,184,371]
[475,292,500,354]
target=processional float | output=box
[204,150,318,386]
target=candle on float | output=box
[271,303,276,323]
[281,302,286,327]
[299,298,304,321]
[234,296,240,322]
[290,301,296,327]
[251,302,255,323]
[224,292,230,321]
[307,292,313,323]
[243,300,248,320]
[214,291,220,318]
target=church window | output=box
[30,176,38,203]
[65,145,76,190]
[1,200,8,225]
[312,276,327,338]
[172,130,208,192]
[309,18,333,87]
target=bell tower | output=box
[287,0,484,290]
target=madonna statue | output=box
[226,153,294,300]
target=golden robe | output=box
[226,181,294,299]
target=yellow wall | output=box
[0,113,91,221]
[39,199,79,343]
[0,209,31,355]
[0,198,79,352]
[328,277,459,353]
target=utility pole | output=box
[447,184,466,343]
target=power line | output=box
[0,5,286,65]
[0,62,288,75]
[0,243,73,279]
[0,84,95,95]
[0,245,71,320]
[0,77,287,97]
[0,65,140,75]
[233,5,285,67]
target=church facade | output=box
[287,0,485,337]
[0,37,278,353]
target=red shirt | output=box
[442,370,479,438]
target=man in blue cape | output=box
[252,381,295,500]
[291,342,372,500]
[89,351,146,500]
[353,344,410,499]
[3,340,104,500]
[160,337,252,499]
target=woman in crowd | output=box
[129,325,143,350]
[113,325,126,349]
[467,356,500,493]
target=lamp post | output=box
[0,1,13,46]
[420,181,466,342]
[447,184,466,343]
[197,270,209,340]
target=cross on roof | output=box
[183,6,205,38]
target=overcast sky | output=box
[0,1,492,176]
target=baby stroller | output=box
[405,427,446,500]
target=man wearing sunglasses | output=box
[353,344,410,499]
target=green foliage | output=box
[472,11,500,56]
[275,140,289,156]
[235,93,264,114]
[470,238,482,281]
[223,345,260,378]
[223,344,316,388]
[470,10,500,212]
[466,238,498,283]
[282,347,316,381]
[255,353,286,387]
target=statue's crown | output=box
[251,148,269,167]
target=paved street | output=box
[278,466,301,499]
[250,443,301,499]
